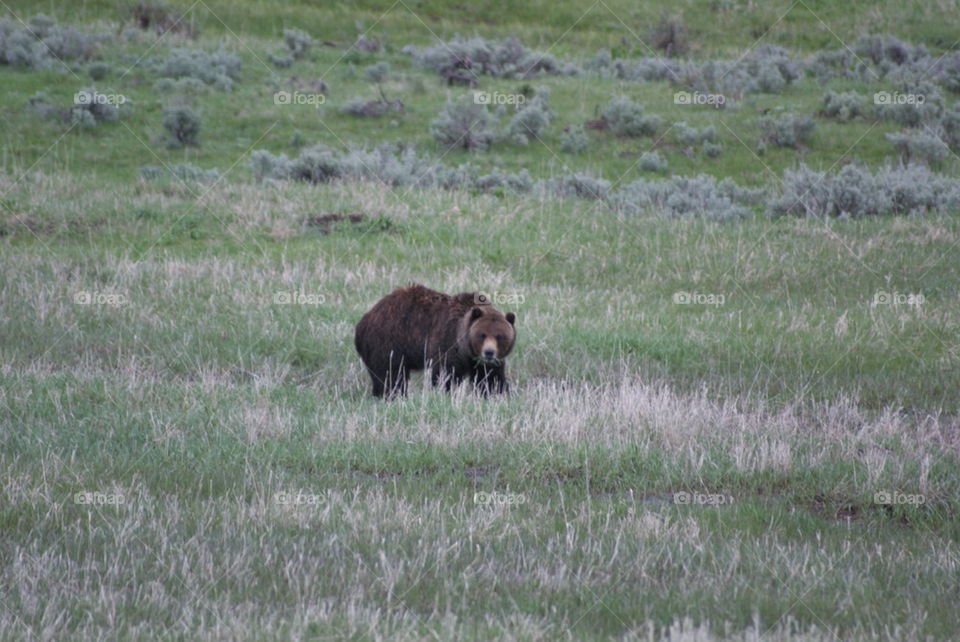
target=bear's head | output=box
[466,307,516,365]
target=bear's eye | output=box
[496,335,504,341]
[479,333,486,340]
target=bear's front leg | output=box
[472,364,509,396]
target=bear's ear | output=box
[506,312,516,325]
[470,307,484,320]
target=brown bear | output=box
[354,284,517,398]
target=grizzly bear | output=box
[354,284,517,398]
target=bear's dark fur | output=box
[355,284,517,398]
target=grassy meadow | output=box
[2,0,960,640]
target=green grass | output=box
[13,0,960,56]
[0,60,930,187]
[2,1,960,640]
[1,2,956,188]
[3,179,958,639]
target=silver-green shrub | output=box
[430,96,496,150]
[820,91,869,121]
[163,106,201,147]
[612,174,760,220]
[770,163,960,217]
[639,151,669,172]
[674,122,717,147]
[283,28,314,60]
[601,97,662,138]
[759,114,815,148]
[410,35,578,79]
[140,163,220,183]
[504,91,552,145]
[0,14,103,70]
[886,131,950,168]
[158,48,241,90]
[364,61,391,83]
[560,126,589,153]
[543,174,612,200]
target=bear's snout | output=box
[481,337,499,362]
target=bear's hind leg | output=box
[385,367,409,398]
[381,352,409,399]
[369,370,386,398]
[366,352,410,399]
